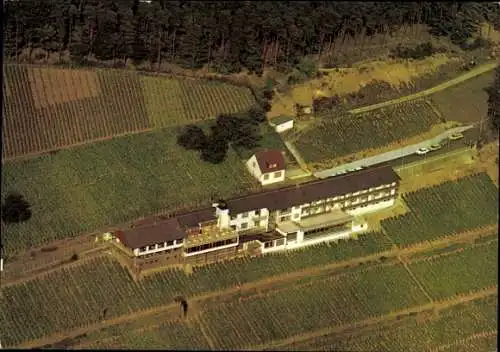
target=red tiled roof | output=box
[254,149,285,173]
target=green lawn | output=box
[1,127,258,256]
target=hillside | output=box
[2,65,255,160]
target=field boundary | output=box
[12,224,496,349]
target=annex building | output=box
[113,165,400,266]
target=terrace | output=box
[277,209,354,234]
[184,221,238,248]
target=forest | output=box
[3,1,499,74]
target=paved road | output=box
[314,125,476,179]
[349,61,498,115]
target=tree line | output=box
[4,1,498,74]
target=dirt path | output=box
[253,286,497,351]
[348,61,498,115]
[14,224,496,349]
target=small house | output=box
[246,149,286,186]
[269,116,294,133]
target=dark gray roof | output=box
[224,165,400,214]
[118,218,186,249]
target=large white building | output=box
[115,165,401,262]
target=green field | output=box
[430,70,494,124]
[0,231,390,347]
[200,265,430,350]
[88,320,211,350]
[409,240,498,300]
[1,127,257,256]
[294,99,442,164]
[283,295,497,351]
[142,75,255,128]
[382,173,499,246]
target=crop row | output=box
[382,173,499,246]
[88,320,210,350]
[408,239,498,300]
[1,231,495,348]
[200,264,430,350]
[0,232,391,347]
[1,127,255,257]
[3,65,149,159]
[295,99,441,163]
[283,294,497,352]
[142,75,255,128]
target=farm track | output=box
[254,286,497,351]
[14,224,497,349]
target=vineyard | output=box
[199,264,430,350]
[1,127,257,256]
[382,173,499,246]
[283,295,497,351]
[430,70,494,124]
[2,64,255,159]
[408,240,498,300]
[142,75,255,128]
[2,65,149,159]
[88,320,211,350]
[294,99,441,163]
[1,229,497,348]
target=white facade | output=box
[260,220,369,254]
[273,120,294,133]
[132,239,184,256]
[246,155,286,186]
[229,208,270,231]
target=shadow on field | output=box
[174,295,189,318]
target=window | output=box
[241,212,249,218]
[158,243,165,248]
[139,247,147,252]
[167,240,174,246]
[293,213,300,220]
[280,215,291,222]
[241,222,248,229]
[274,171,282,178]
[230,225,237,230]
[175,239,183,245]
[255,209,260,216]
[230,215,237,220]
[264,242,273,248]
[253,220,259,227]
[252,161,256,168]
[275,238,285,246]
[148,245,156,251]
[263,174,270,180]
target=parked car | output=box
[415,147,429,155]
[428,143,442,151]
[448,132,464,141]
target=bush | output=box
[1,193,32,223]
[391,42,438,60]
[177,125,208,151]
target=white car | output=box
[415,147,429,155]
